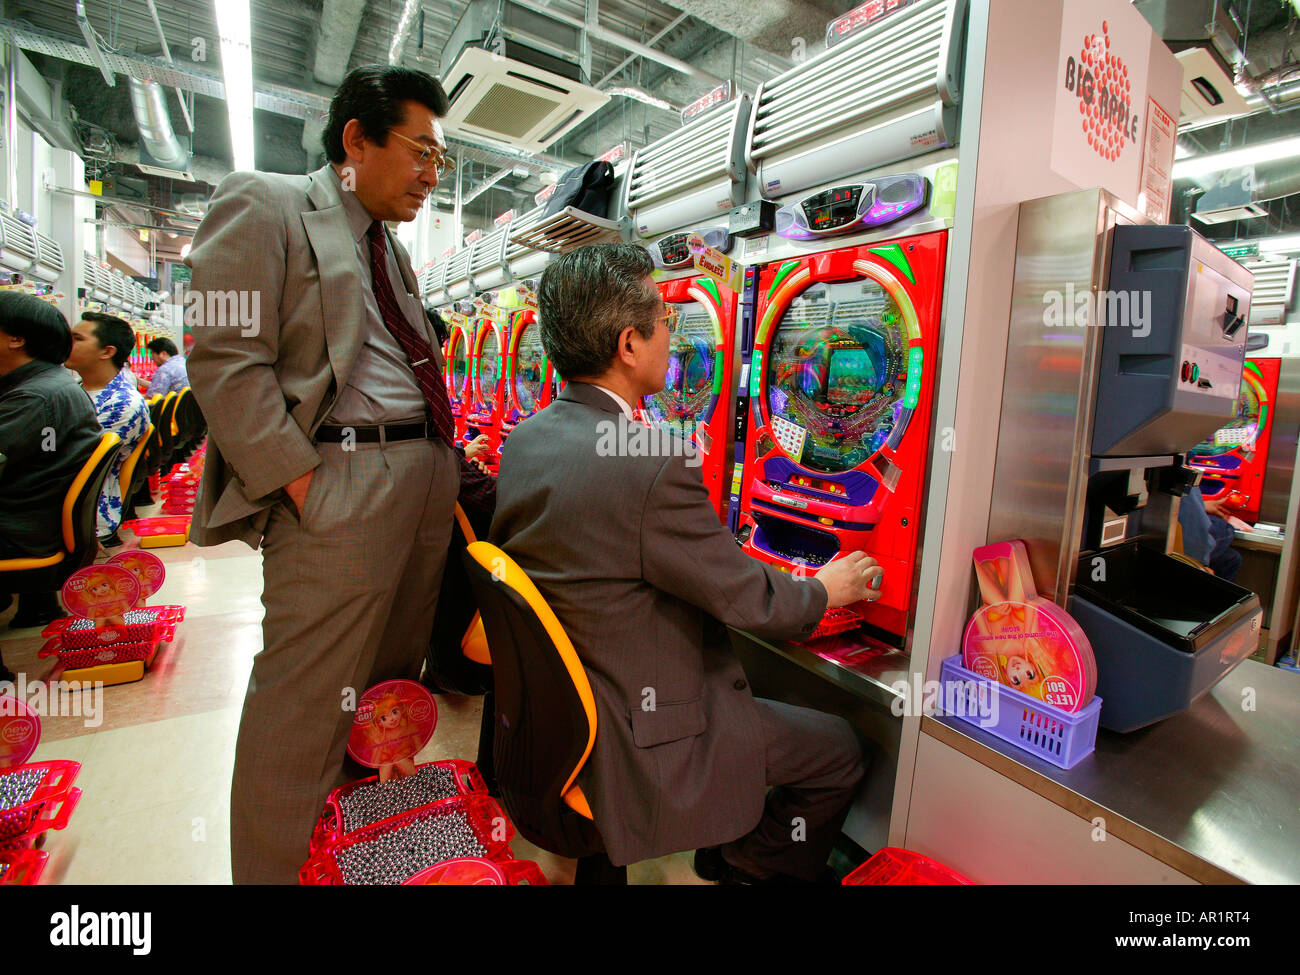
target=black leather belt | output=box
[314,421,430,444]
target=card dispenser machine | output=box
[1071,224,1263,733]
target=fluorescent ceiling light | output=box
[389,0,420,64]
[1173,136,1300,180]
[1174,142,1193,159]
[215,1,256,172]
[1259,234,1300,253]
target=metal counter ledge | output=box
[925,658,1300,885]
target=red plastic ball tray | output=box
[0,761,82,844]
[0,847,50,885]
[299,794,514,886]
[842,847,973,885]
[42,605,185,650]
[309,759,488,854]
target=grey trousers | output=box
[721,698,866,881]
[230,436,459,884]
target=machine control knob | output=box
[1181,361,1191,382]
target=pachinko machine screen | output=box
[513,324,548,417]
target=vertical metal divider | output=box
[888,0,990,849]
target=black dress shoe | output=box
[693,846,839,886]
[9,592,61,630]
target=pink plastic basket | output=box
[122,516,191,539]
[0,761,81,843]
[309,759,488,853]
[299,794,514,885]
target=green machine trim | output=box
[903,347,923,410]
[767,261,800,299]
[712,351,725,396]
[869,244,915,285]
[696,277,722,305]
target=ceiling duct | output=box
[1175,47,1254,123]
[126,77,193,180]
[1193,157,1300,223]
[1134,0,1248,76]
[439,0,610,154]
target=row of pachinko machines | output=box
[428,0,964,644]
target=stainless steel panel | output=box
[986,188,1144,603]
[929,659,1300,884]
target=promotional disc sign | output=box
[404,857,508,886]
[107,551,166,601]
[347,679,437,769]
[61,564,140,621]
[962,540,1096,712]
[0,695,41,768]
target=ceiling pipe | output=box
[596,12,689,87]
[144,0,193,132]
[127,77,188,168]
[508,0,724,86]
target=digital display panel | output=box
[658,233,692,267]
[802,185,863,231]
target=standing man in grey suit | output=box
[490,244,879,884]
[187,65,493,884]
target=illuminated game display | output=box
[467,314,507,469]
[640,276,738,523]
[501,308,553,440]
[443,313,474,447]
[1186,357,1279,524]
[737,230,947,640]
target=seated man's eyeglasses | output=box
[389,131,456,177]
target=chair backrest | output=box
[156,391,178,452]
[118,422,154,506]
[463,541,599,858]
[173,386,205,447]
[62,431,120,563]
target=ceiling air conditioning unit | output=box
[440,0,610,155]
[1175,49,1252,124]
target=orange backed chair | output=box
[153,391,180,475]
[171,387,206,461]
[462,541,625,885]
[0,431,120,593]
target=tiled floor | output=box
[1,515,705,885]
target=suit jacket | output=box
[185,165,448,548]
[489,382,827,866]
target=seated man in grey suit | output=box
[490,243,883,884]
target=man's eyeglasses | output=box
[389,131,456,177]
[652,306,680,333]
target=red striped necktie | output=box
[366,221,456,447]
[367,221,495,512]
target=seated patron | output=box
[490,243,882,884]
[145,337,189,397]
[65,312,151,544]
[0,293,102,647]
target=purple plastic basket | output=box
[939,655,1102,769]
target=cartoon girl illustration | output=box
[66,566,137,627]
[363,693,423,783]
